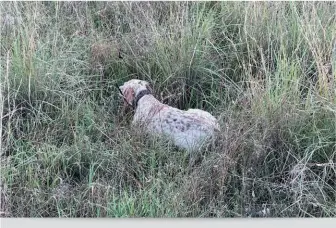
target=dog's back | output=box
[147,105,219,152]
[186,109,220,131]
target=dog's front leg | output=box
[131,118,138,127]
[131,115,147,131]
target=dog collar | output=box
[133,89,152,108]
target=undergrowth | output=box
[0,1,335,217]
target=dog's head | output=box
[118,79,153,106]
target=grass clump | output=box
[1,1,335,217]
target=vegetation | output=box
[0,1,335,217]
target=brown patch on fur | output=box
[124,87,135,106]
[150,104,168,117]
[146,104,169,123]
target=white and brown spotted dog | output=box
[118,79,220,154]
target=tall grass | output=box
[0,1,335,217]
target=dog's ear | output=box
[124,87,135,105]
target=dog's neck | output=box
[133,89,152,108]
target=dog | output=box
[118,79,220,155]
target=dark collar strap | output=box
[133,89,152,108]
